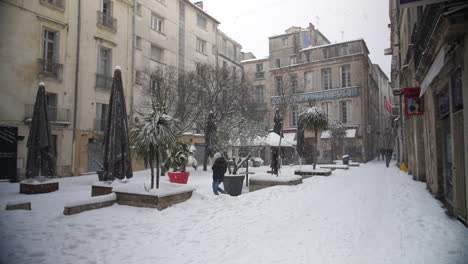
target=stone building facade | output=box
[243,25,393,164]
[389,0,468,223]
[0,0,243,180]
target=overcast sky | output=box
[201,0,392,77]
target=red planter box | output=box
[168,172,190,184]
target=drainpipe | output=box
[130,0,135,125]
[71,0,81,175]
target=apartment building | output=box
[0,0,245,179]
[243,24,392,163]
[389,0,468,223]
[0,0,78,180]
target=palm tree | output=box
[130,110,179,189]
[299,106,329,169]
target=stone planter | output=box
[168,172,190,184]
[223,175,245,196]
[20,178,59,194]
[249,175,303,192]
[91,185,113,197]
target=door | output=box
[453,111,466,221]
[0,127,17,181]
[441,117,454,205]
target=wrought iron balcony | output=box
[38,59,63,79]
[94,118,108,132]
[271,86,361,105]
[24,104,71,125]
[97,11,117,31]
[39,0,65,10]
[95,73,113,90]
[255,71,265,79]
[411,3,444,70]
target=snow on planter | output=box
[112,182,195,210]
[249,174,302,192]
[20,177,59,194]
[318,164,349,170]
[63,193,117,215]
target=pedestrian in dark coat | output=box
[385,148,393,168]
[212,152,227,195]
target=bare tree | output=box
[193,63,264,170]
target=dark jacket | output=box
[212,157,228,181]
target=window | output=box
[41,28,59,73]
[321,102,332,119]
[196,38,206,54]
[223,61,227,68]
[255,85,264,103]
[96,103,109,131]
[151,14,164,33]
[98,46,112,76]
[41,0,64,10]
[341,64,351,87]
[323,48,330,59]
[197,13,207,29]
[151,44,163,61]
[291,105,298,127]
[233,46,237,60]
[282,37,288,47]
[136,2,142,16]
[276,58,281,68]
[275,76,283,95]
[290,56,297,65]
[222,38,227,54]
[322,68,332,90]
[305,52,311,63]
[136,36,142,50]
[304,71,313,91]
[340,101,351,124]
[102,0,112,16]
[290,74,298,93]
[256,63,263,72]
[135,70,142,84]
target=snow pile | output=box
[65,193,116,208]
[250,174,301,182]
[112,182,195,197]
[20,177,59,185]
[295,168,331,173]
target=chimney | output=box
[194,1,203,9]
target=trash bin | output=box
[223,175,245,196]
[342,155,350,165]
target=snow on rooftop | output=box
[240,57,269,63]
[300,39,364,52]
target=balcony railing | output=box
[255,71,265,79]
[94,118,108,132]
[40,0,65,10]
[271,86,361,105]
[95,73,113,90]
[411,3,444,70]
[97,11,117,31]
[24,104,71,125]
[38,59,63,79]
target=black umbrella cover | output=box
[26,83,56,178]
[102,67,133,181]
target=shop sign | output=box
[404,87,424,116]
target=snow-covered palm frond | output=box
[299,106,329,132]
[130,110,179,160]
[329,120,347,139]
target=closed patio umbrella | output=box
[102,67,133,181]
[25,83,56,178]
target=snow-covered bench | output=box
[249,175,302,192]
[294,169,332,177]
[63,193,116,215]
[318,164,349,170]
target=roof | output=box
[300,39,370,54]
[241,57,269,64]
[183,0,220,24]
[218,30,242,48]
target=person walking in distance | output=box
[212,152,227,195]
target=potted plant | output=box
[164,142,194,184]
[223,154,251,196]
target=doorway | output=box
[0,126,18,181]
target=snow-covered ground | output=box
[1,160,467,264]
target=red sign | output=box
[404,87,424,116]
